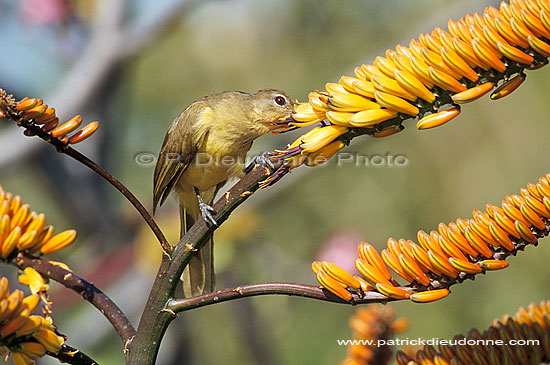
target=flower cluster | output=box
[0,272,64,365]
[0,89,99,146]
[279,0,550,172]
[341,305,409,365]
[313,173,550,302]
[396,300,550,364]
[1,185,77,258]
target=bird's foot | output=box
[244,151,279,174]
[194,187,218,226]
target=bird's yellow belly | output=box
[180,162,233,191]
[179,144,246,191]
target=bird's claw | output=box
[199,201,218,227]
[244,151,279,174]
[195,187,218,226]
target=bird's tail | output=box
[180,207,215,298]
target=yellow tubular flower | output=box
[304,141,345,167]
[296,125,348,154]
[0,276,64,361]
[287,0,550,170]
[32,328,64,353]
[18,268,49,296]
[0,185,77,258]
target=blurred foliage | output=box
[3,0,550,364]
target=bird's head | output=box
[249,89,295,133]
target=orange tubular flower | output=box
[0,90,99,146]
[314,173,550,302]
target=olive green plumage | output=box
[153,89,294,297]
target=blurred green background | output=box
[2,0,550,364]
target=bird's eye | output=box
[274,95,286,106]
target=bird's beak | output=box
[270,116,298,134]
[276,116,293,124]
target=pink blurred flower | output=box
[19,0,70,25]
[314,230,362,274]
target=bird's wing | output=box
[152,102,211,213]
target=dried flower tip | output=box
[491,74,526,100]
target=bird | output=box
[152,89,294,297]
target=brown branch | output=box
[61,146,172,255]
[167,282,393,313]
[49,344,98,365]
[14,253,136,344]
[128,165,274,364]
[10,115,172,255]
